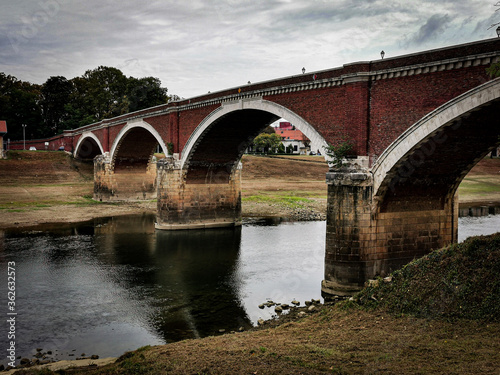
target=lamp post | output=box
[380,50,385,59]
[497,25,500,37]
[302,67,305,74]
[22,124,27,150]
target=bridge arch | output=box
[110,119,169,165]
[180,98,329,182]
[106,119,169,200]
[372,77,500,211]
[74,132,104,160]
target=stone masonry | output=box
[155,156,242,230]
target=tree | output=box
[253,133,282,153]
[323,139,355,168]
[127,76,168,112]
[81,66,128,120]
[0,67,171,139]
[40,76,73,134]
[0,73,42,140]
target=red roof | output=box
[0,121,6,134]
[276,129,309,141]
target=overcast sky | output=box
[0,0,498,99]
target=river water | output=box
[0,213,499,364]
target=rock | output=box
[349,296,354,301]
[368,279,379,287]
[291,299,300,306]
[281,304,290,309]
[257,319,265,326]
[36,348,43,352]
[91,355,99,360]
[308,305,316,312]
[20,358,30,365]
[40,360,51,365]
[47,351,53,355]
[383,276,393,283]
[258,304,265,309]
[275,305,283,313]
[34,352,43,358]
[238,327,245,332]
[312,299,321,304]
[81,353,86,357]
[305,300,312,306]
[218,329,225,333]
[298,312,307,317]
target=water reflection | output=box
[0,216,256,363]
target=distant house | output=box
[0,120,7,158]
[275,122,311,155]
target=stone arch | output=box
[180,98,329,183]
[74,132,104,160]
[107,119,168,200]
[110,119,169,166]
[372,77,500,210]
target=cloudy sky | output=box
[0,0,498,99]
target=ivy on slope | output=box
[350,233,500,321]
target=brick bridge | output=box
[14,38,500,296]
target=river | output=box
[0,213,499,365]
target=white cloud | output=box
[0,0,497,98]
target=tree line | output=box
[0,66,176,141]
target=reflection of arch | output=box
[74,132,104,159]
[180,98,329,171]
[372,78,500,209]
[110,119,169,165]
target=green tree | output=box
[127,76,168,112]
[253,132,282,153]
[0,73,42,140]
[81,66,128,120]
[40,76,73,134]
[323,139,355,168]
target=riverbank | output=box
[9,233,500,374]
[1,152,499,230]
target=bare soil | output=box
[1,152,499,229]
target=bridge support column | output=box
[155,157,242,230]
[322,169,458,297]
[93,153,116,201]
[322,170,374,296]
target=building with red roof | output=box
[274,122,311,154]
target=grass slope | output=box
[351,233,500,322]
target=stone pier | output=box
[94,153,157,201]
[155,156,242,230]
[322,168,458,297]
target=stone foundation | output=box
[94,153,157,201]
[155,157,242,230]
[322,170,458,297]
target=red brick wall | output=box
[369,66,491,158]
[266,87,347,147]
[177,104,220,151]
[9,135,66,151]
